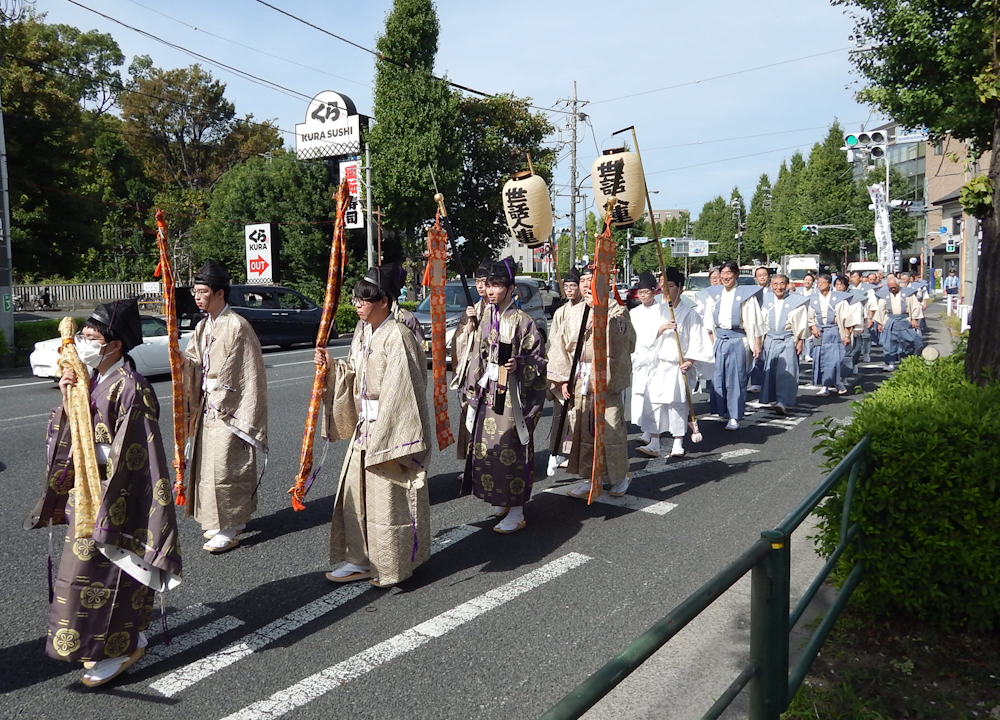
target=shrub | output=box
[335,304,358,335]
[13,318,88,366]
[813,351,1000,630]
[398,301,418,311]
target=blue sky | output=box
[37,0,882,223]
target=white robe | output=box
[630,301,715,436]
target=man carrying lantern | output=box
[314,268,433,586]
[26,300,182,687]
[460,258,547,534]
[548,263,636,498]
[630,269,714,457]
[452,263,491,472]
[182,260,269,553]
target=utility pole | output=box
[569,82,578,271]
[0,86,14,362]
[364,142,374,269]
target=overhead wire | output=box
[591,47,854,105]
[122,0,371,90]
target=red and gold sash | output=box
[427,215,455,450]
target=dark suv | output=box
[177,284,335,348]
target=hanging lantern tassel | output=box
[591,148,646,229]
[502,170,553,248]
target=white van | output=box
[847,261,884,276]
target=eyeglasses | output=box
[352,297,373,307]
[74,332,107,349]
[192,288,215,297]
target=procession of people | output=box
[27,254,927,688]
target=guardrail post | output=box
[748,529,790,720]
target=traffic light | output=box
[843,130,888,159]
[801,224,819,236]
[890,199,912,209]
[946,239,955,252]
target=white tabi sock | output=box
[639,432,651,445]
[496,506,525,532]
[645,436,660,452]
[329,562,371,578]
[671,437,684,455]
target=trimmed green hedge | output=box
[813,348,1000,630]
[12,318,88,366]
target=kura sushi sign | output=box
[295,91,361,159]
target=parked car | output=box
[516,276,557,318]
[177,284,336,348]
[411,279,549,362]
[30,315,192,380]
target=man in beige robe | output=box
[315,271,432,588]
[183,261,268,553]
[546,266,584,475]
[547,264,636,498]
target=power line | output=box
[123,0,371,90]
[250,0,572,115]
[644,122,867,151]
[591,47,852,105]
[66,0,314,103]
[647,143,816,175]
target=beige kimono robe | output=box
[322,317,432,586]
[450,299,486,460]
[547,300,636,484]
[546,298,583,454]
[183,307,268,530]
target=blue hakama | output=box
[710,329,749,420]
[759,331,799,407]
[812,324,845,388]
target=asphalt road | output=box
[0,317,949,720]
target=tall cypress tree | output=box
[369,0,462,260]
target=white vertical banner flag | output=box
[867,183,895,272]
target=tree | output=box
[369,0,462,261]
[695,195,740,264]
[798,123,860,268]
[451,93,555,269]
[743,174,772,263]
[764,153,808,259]
[119,62,282,192]
[832,0,999,382]
[1,13,125,277]
[190,153,339,295]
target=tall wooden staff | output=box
[613,125,702,442]
[288,179,351,511]
[153,210,190,504]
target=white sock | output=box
[83,654,130,682]
[137,631,148,650]
[496,506,525,531]
[329,562,370,578]
[492,505,506,515]
[672,437,684,453]
[570,480,591,496]
[217,525,245,541]
[646,436,660,451]
[610,476,630,494]
[640,432,651,444]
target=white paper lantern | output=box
[502,171,553,248]
[591,148,646,228]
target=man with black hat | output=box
[548,263,636,498]
[314,270,433,587]
[452,262,491,467]
[376,263,425,345]
[26,299,183,687]
[460,257,547,533]
[545,266,583,475]
[630,269,714,457]
[182,260,268,553]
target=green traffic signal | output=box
[844,134,859,147]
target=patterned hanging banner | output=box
[588,225,616,503]
[428,215,455,450]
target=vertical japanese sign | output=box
[339,159,364,230]
[867,183,895,273]
[245,223,274,284]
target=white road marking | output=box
[0,379,52,390]
[219,552,592,720]
[149,524,481,697]
[146,603,214,642]
[0,411,50,423]
[134,616,245,672]
[544,486,678,515]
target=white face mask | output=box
[75,336,107,369]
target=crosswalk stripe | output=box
[218,552,592,720]
[145,603,214,643]
[149,524,481,697]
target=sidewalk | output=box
[579,305,957,720]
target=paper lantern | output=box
[502,171,553,248]
[591,148,646,228]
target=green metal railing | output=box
[540,434,870,720]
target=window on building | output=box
[951,215,962,236]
